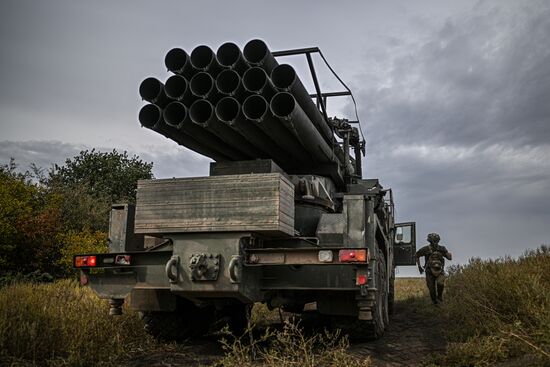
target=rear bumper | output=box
[75,233,372,310]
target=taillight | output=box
[356,273,368,285]
[74,255,97,268]
[338,249,368,262]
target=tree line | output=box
[0,149,153,279]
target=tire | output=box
[331,249,388,342]
[212,303,249,336]
[140,298,212,342]
[388,267,395,315]
[379,251,390,328]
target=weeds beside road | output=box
[1,247,548,366]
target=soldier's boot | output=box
[429,286,438,304]
[437,284,444,303]
[426,275,438,304]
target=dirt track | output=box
[123,299,446,367]
[349,301,446,366]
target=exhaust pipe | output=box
[190,72,217,100]
[165,48,194,78]
[243,39,278,73]
[189,100,257,159]
[216,69,246,98]
[139,77,172,108]
[271,64,333,143]
[216,42,248,74]
[190,45,222,75]
[243,95,312,166]
[271,92,353,175]
[164,75,192,102]
[138,104,230,161]
[242,67,276,99]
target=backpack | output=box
[427,249,444,276]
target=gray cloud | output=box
[354,0,550,271]
[0,140,210,179]
[357,1,550,148]
[1,0,548,277]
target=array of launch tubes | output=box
[138,39,354,178]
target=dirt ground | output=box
[123,297,446,367]
[348,301,446,366]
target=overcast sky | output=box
[1,0,548,276]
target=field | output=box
[1,247,548,367]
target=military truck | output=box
[74,40,417,341]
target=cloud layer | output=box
[1,0,548,276]
[354,0,550,272]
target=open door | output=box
[394,222,416,266]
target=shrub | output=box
[439,246,550,366]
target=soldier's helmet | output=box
[427,233,440,244]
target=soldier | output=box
[415,233,452,304]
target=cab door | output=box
[394,222,416,265]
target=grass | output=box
[0,279,151,366]
[215,322,372,367]
[1,247,548,366]
[432,246,550,367]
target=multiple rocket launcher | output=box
[138,39,354,183]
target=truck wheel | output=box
[388,267,395,315]
[379,250,390,328]
[139,298,212,342]
[213,303,249,336]
[368,248,388,338]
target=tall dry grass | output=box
[0,279,150,366]
[215,322,371,367]
[439,246,550,366]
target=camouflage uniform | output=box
[415,233,452,304]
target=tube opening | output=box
[243,95,268,121]
[216,70,240,95]
[270,92,295,118]
[190,100,214,125]
[217,42,241,67]
[215,97,240,123]
[243,39,268,64]
[243,67,267,93]
[138,104,162,128]
[191,45,215,70]
[271,64,296,90]
[139,77,162,102]
[165,75,189,100]
[165,48,189,73]
[190,72,214,98]
[163,102,188,127]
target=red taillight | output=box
[339,249,368,262]
[356,274,368,285]
[74,256,97,268]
